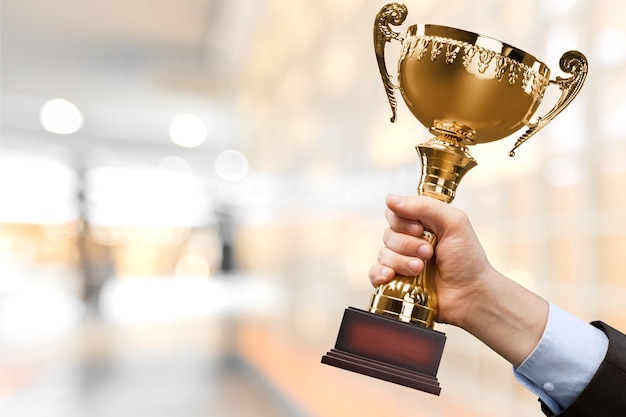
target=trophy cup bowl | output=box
[322,2,588,395]
[399,24,549,144]
[394,24,586,149]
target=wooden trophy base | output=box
[321,307,446,395]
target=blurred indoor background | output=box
[2,0,626,416]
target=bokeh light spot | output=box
[39,98,83,135]
[169,113,207,148]
[214,150,249,182]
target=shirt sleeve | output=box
[513,303,609,414]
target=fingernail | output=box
[380,266,393,279]
[417,245,432,259]
[408,259,422,273]
[387,194,403,205]
[407,223,421,237]
[372,266,393,286]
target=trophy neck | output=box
[416,136,478,203]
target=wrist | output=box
[456,270,549,367]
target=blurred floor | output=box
[0,273,544,417]
[0,318,305,417]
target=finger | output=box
[386,194,452,233]
[383,227,434,259]
[368,264,395,287]
[384,208,424,236]
[377,246,425,277]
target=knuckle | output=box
[398,238,417,256]
[450,207,470,227]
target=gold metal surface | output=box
[370,231,438,327]
[368,2,588,329]
[416,137,477,204]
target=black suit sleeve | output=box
[541,322,626,417]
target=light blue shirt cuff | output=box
[513,303,608,414]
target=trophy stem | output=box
[368,135,477,329]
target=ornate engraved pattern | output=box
[522,68,534,91]
[462,45,477,68]
[416,37,429,60]
[494,56,507,80]
[430,39,444,61]
[477,49,496,73]
[445,43,461,64]
[407,35,549,95]
[508,62,520,85]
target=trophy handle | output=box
[374,2,408,123]
[509,50,589,157]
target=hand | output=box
[368,194,548,366]
[369,194,492,327]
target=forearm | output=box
[458,269,549,367]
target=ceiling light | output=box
[39,98,83,135]
[169,113,207,148]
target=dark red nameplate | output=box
[321,307,446,395]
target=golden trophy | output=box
[322,2,588,395]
